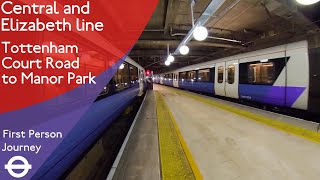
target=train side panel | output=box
[285,41,309,110]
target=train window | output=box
[129,65,139,86]
[187,71,196,81]
[248,62,275,84]
[218,66,224,83]
[198,69,210,82]
[129,65,138,81]
[227,65,235,84]
[114,62,130,91]
[179,72,187,81]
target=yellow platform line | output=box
[169,88,320,144]
[155,91,203,180]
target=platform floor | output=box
[156,84,320,180]
[109,91,160,180]
[110,84,320,180]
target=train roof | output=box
[125,57,144,70]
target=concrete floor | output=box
[155,84,320,180]
[111,91,160,180]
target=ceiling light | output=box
[179,45,189,55]
[296,0,320,5]
[260,59,268,63]
[119,63,125,69]
[167,54,174,63]
[193,26,208,41]
[165,60,170,66]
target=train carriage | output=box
[155,40,320,114]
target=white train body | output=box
[154,41,320,113]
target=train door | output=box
[160,75,164,84]
[139,69,144,94]
[173,73,179,87]
[225,60,239,99]
[215,62,226,96]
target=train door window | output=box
[227,65,235,84]
[218,66,224,83]
[179,72,187,81]
[187,71,196,81]
[248,62,275,84]
[198,69,210,82]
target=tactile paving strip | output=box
[155,92,197,180]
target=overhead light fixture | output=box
[165,44,173,65]
[193,26,208,41]
[260,59,269,63]
[179,45,189,55]
[296,0,320,5]
[119,63,125,69]
[167,54,174,62]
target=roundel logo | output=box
[4,156,32,178]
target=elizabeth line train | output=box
[154,40,320,115]
[34,56,147,179]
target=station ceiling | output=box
[130,0,320,73]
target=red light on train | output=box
[146,70,150,75]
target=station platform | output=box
[108,84,320,180]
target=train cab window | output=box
[248,62,275,84]
[227,65,235,84]
[218,66,224,83]
[115,63,130,91]
[179,72,187,81]
[198,69,210,82]
[187,71,196,81]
